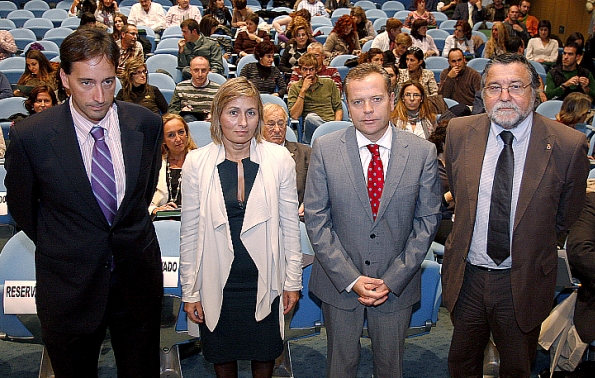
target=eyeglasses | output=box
[265,121,286,129]
[403,93,422,99]
[483,83,531,97]
[133,70,148,76]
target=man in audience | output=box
[452,0,484,28]
[484,0,509,22]
[371,18,403,52]
[297,0,329,18]
[169,56,220,122]
[305,63,441,378]
[117,24,144,78]
[263,103,310,218]
[439,48,481,107]
[165,0,202,28]
[289,42,342,91]
[288,53,342,145]
[545,43,595,101]
[504,5,530,46]
[128,0,166,34]
[0,71,13,99]
[444,53,589,378]
[518,0,538,37]
[177,18,223,79]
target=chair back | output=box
[372,17,388,32]
[9,28,36,51]
[427,28,450,40]
[60,16,82,29]
[162,25,183,40]
[207,72,227,85]
[43,27,74,47]
[535,100,563,120]
[0,1,17,18]
[42,9,69,28]
[0,97,27,120]
[361,39,373,53]
[146,54,183,83]
[7,9,35,28]
[0,19,15,31]
[425,56,449,70]
[311,16,332,27]
[329,54,357,67]
[393,10,410,22]
[439,19,457,31]
[23,0,49,18]
[310,121,353,146]
[154,38,180,55]
[408,259,442,337]
[354,0,377,10]
[466,57,490,74]
[365,9,388,23]
[382,1,404,12]
[443,98,459,108]
[187,121,213,148]
[236,55,258,76]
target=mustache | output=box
[491,101,520,113]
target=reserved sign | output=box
[3,280,37,314]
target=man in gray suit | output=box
[304,63,442,378]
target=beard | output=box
[486,100,533,130]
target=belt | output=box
[467,261,510,273]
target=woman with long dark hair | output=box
[351,6,375,45]
[111,13,128,42]
[410,18,439,58]
[95,0,119,32]
[14,49,56,97]
[391,80,436,140]
[116,58,168,115]
[397,46,438,97]
[204,0,232,35]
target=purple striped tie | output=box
[90,126,117,225]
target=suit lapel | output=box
[463,116,490,225]
[243,140,272,233]
[375,127,409,222]
[343,127,375,222]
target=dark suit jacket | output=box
[305,126,442,312]
[566,191,595,343]
[443,113,589,332]
[285,140,311,205]
[452,3,484,25]
[5,100,164,334]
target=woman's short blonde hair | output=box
[210,77,264,144]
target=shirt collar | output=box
[70,98,118,137]
[356,125,392,151]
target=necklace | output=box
[166,153,183,204]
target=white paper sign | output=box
[162,257,179,288]
[0,191,7,216]
[3,280,37,314]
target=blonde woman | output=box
[483,21,509,59]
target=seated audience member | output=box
[358,48,384,65]
[69,0,97,17]
[561,32,595,74]
[503,5,529,46]
[200,15,232,61]
[556,92,593,128]
[484,0,508,22]
[0,72,13,100]
[169,56,221,122]
[397,46,438,97]
[54,69,70,104]
[452,0,484,28]
[116,24,144,78]
[149,113,198,216]
[178,18,224,79]
[442,21,474,58]
[323,15,361,59]
[11,84,58,126]
[325,0,351,13]
[393,33,413,67]
[272,9,312,44]
[439,48,481,107]
[234,14,271,58]
[288,53,342,144]
[526,20,559,66]
[404,0,437,29]
[166,0,202,28]
[95,0,119,32]
[410,19,439,58]
[0,30,17,61]
[391,80,437,139]
[545,43,595,101]
[518,0,538,38]
[111,13,128,42]
[204,0,233,35]
[297,0,328,18]
[128,0,166,34]
[240,41,287,97]
[231,0,253,28]
[437,0,459,19]
[351,6,376,45]
[262,103,311,218]
[14,49,56,97]
[80,12,99,28]
[116,58,168,115]
[279,16,313,76]
[383,61,399,95]
[289,42,342,91]
[483,21,509,59]
[371,18,403,52]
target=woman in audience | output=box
[24,84,58,115]
[393,33,413,67]
[526,20,559,66]
[95,0,119,32]
[324,15,361,60]
[410,19,439,58]
[273,9,312,43]
[391,80,436,139]
[278,16,313,75]
[556,92,593,129]
[240,41,287,97]
[204,0,233,35]
[404,0,437,29]
[149,113,198,216]
[234,14,270,58]
[14,49,56,97]
[358,48,384,65]
[0,30,17,61]
[69,0,97,18]
[200,15,232,61]
[351,6,375,45]
[111,13,128,42]
[180,77,301,378]
[442,20,474,58]
[383,61,399,95]
[231,0,254,28]
[116,58,168,115]
[397,46,438,97]
[483,21,509,59]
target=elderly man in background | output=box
[165,0,202,28]
[128,0,166,34]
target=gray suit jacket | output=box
[304,126,442,312]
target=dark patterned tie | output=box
[367,144,384,221]
[487,131,514,265]
[90,126,117,225]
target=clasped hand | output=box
[353,276,390,307]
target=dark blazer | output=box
[452,2,484,25]
[5,100,164,334]
[443,113,589,332]
[566,191,595,344]
[285,140,311,205]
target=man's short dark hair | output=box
[448,47,464,60]
[506,36,524,53]
[254,41,275,59]
[181,18,199,33]
[60,28,119,75]
[565,42,583,56]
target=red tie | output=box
[367,144,384,220]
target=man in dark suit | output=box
[4,28,164,377]
[443,53,589,377]
[452,0,484,27]
[304,63,441,378]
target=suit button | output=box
[365,260,370,265]
[104,262,110,269]
[370,234,376,239]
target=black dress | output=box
[199,158,283,363]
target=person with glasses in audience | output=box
[116,24,144,78]
[288,42,343,90]
[279,16,314,77]
[443,53,589,378]
[391,80,436,139]
[116,58,168,115]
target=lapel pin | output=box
[546,143,551,150]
